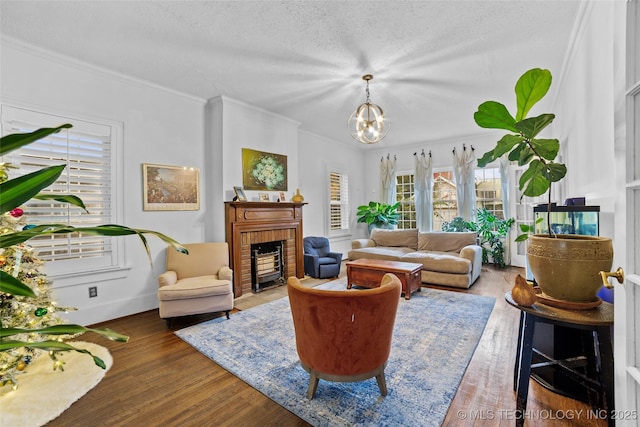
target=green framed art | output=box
[242,148,288,191]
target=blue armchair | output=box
[303,236,343,279]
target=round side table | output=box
[505,291,614,427]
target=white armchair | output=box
[157,242,234,326]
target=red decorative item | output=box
[10,208,24,218]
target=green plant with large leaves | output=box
[442,208,514,268]
[0,124,187,381]
[474,68,566,239]
[356,201,400,228]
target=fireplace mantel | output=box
[225,201,306,296]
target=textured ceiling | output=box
[0,1,583,148]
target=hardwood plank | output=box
[47,265,606,427]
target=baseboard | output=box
[61,292,158,326]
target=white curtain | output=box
[499,155,510,220]
[453,147,476,220]
[414,151,433,231]
[380,155,397,204]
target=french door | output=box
[616,1,640,424]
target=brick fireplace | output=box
[224,201,306,296]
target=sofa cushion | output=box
[370,228,418,250]
[401,251,471,274]
[348,246,415,261]
[418,231,477,252]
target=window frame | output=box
[326,167,350,238]
[474,166,505,219]
[395,170,416,230]
[1,104,126,286]
[432,168,457,231]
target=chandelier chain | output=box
[365,80,371,103]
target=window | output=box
[474,167,504,218]
[1,106,121,277]
[328,171,349,235]
[395,173,416,229]
[432,170,457,230]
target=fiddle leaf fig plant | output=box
[475,68,566,239]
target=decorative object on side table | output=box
[258,193,269,202]
[511,274,537,307]
[474,68,618,303]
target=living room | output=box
[1,1,637,425]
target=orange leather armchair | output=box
[287,273,401,399]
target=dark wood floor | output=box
[48,266,607,427]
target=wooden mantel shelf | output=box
[227,201,307,207]
[225,201,306,296]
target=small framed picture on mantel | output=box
[233,186,247,201]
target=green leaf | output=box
[477,134,525,168]
[0,340,108,369]
[528,138,560,161]
[0,165,66,214]
[514,114,555,139]
[0,270,36,297]
[0,124,72,157]
[473,101,518,132]
[0,325,129,342]
[514,144,536,166]
[519,160,551,197]
[515,68,552,121]
[544,162,567,183]
[34,193,88,213]
[515,234,530,242]
[0,224,187,266]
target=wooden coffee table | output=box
[346,258,423,300]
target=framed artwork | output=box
[233,186,247,201]
[242,148,288,191]
[259,193,270,202]
[143,163,200,211]
[279,192,286,202]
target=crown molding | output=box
[1,36,207,105]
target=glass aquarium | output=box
[533,204,600,236]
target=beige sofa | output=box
[348,228,482,289]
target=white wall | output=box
[1,38,206,325]
[1,38,365,325]
[297,131,366,255]
[552,2,618,245]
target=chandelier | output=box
[347,74,390,144]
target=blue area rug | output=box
[175,281,495,426]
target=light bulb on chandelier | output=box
[347,74,390,144]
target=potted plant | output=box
[474,68,614,303]
[442,209,514,268]
[0,125,186,387]
[356,201,400,234]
